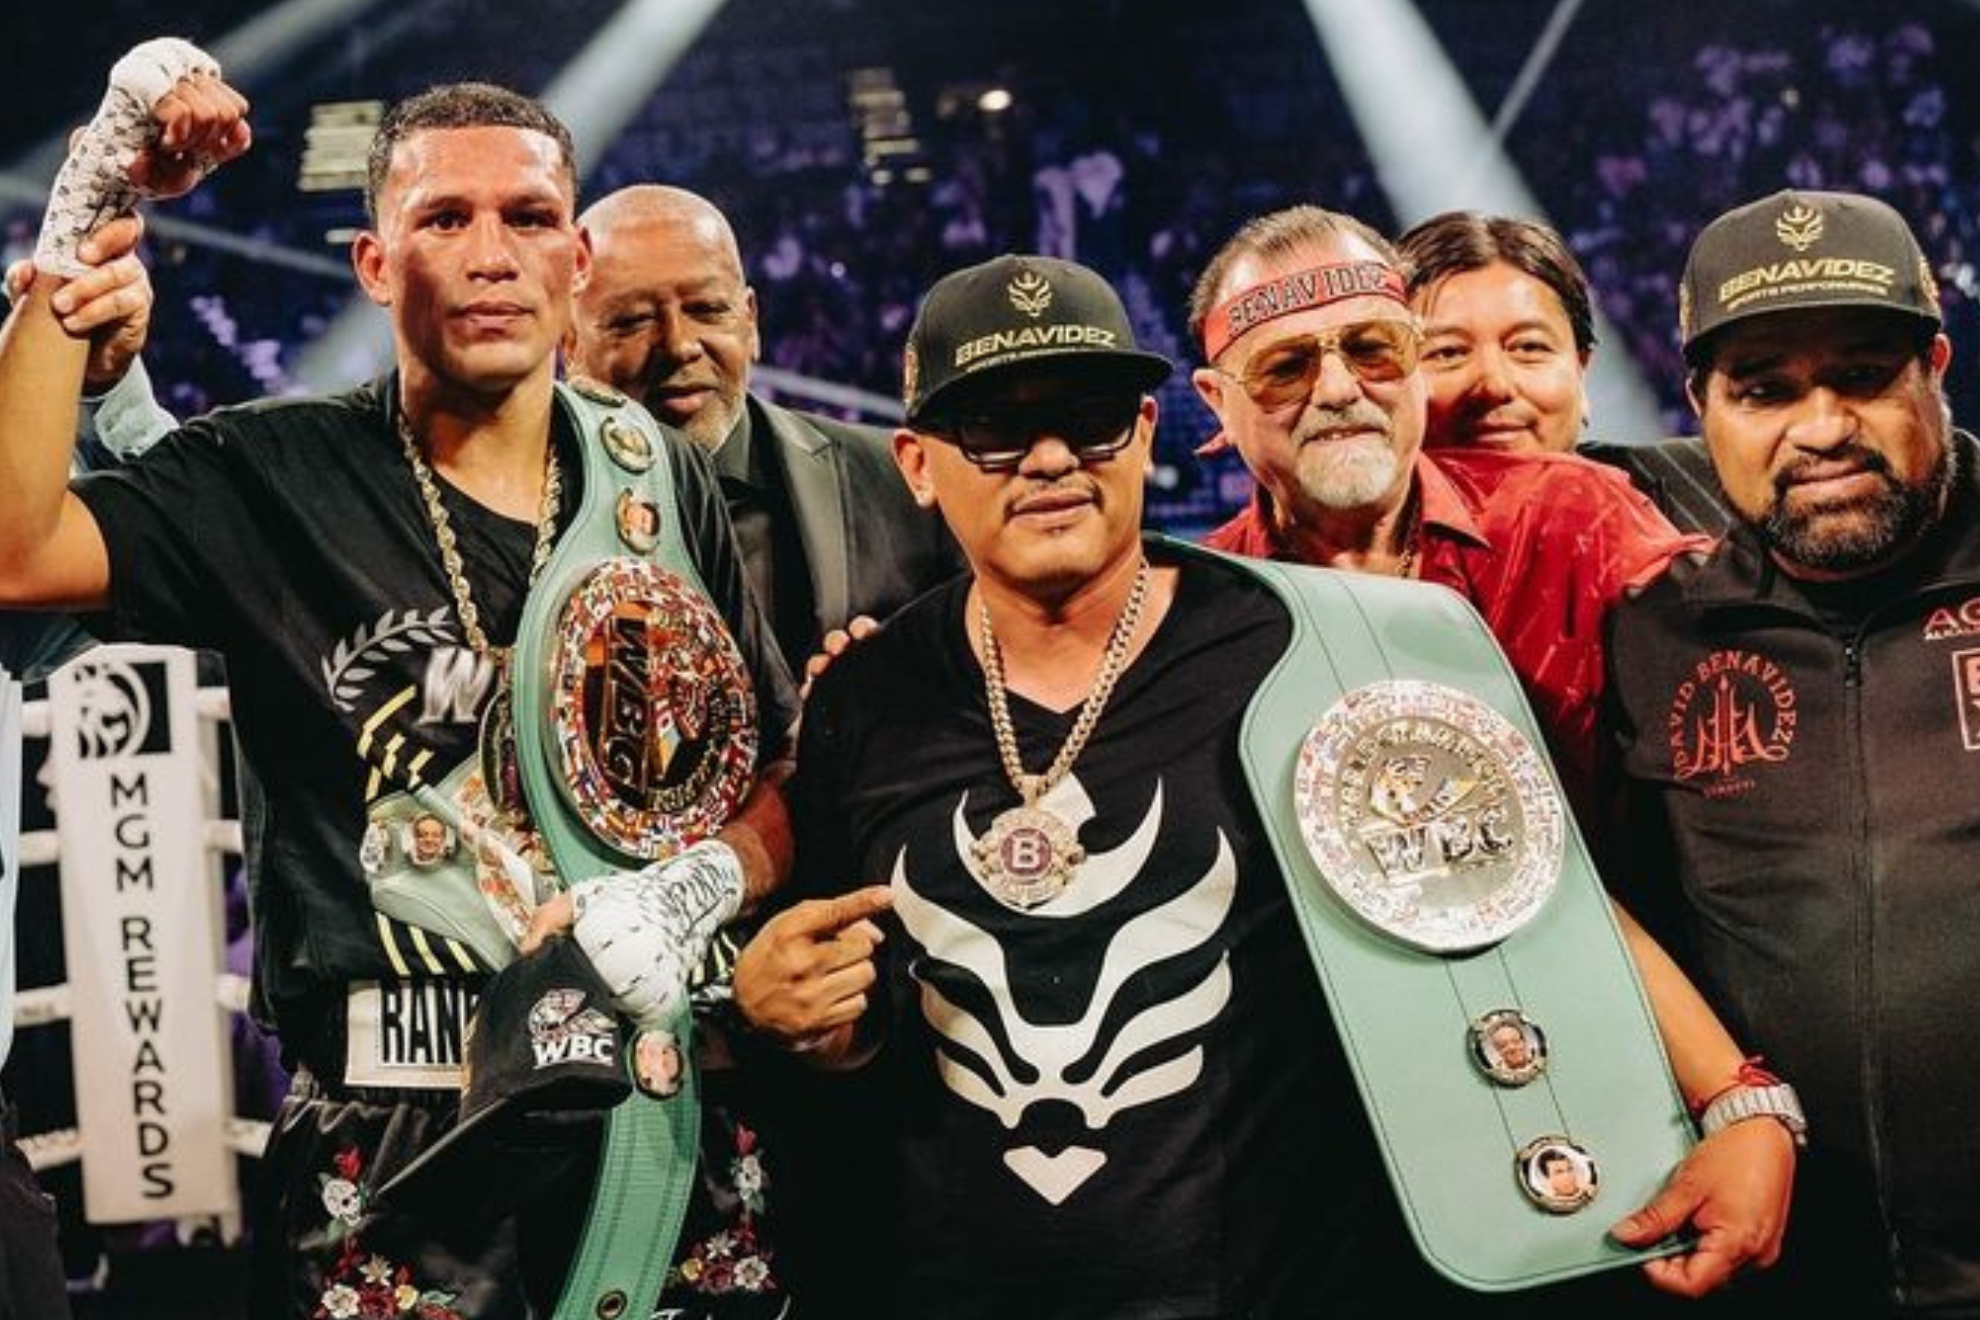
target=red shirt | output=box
[1204,447,1709,821]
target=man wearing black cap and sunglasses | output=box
[726,253,1793,1316]
[1603,189,1980,1313]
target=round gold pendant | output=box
[970,803,1085,911]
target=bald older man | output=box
[566,185,959,672]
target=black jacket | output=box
[1603,432,1980,1314]
[1580,434,1732,537]
[746,395,962,669]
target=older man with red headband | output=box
[1188,206,1803,1301]
[1190,205,1704,825]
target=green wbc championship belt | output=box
[509,380,758,1320]
[1192,539,1693,1291]
[511,387,757,880]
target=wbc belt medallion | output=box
[1293,680,1562,953]
[546,559,757,861]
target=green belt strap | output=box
[554,1010,699,1320]
[1178,537,1693,1292]
[512,383,709,1320]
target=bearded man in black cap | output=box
[1602,188,1980,1314]
[720,253,1798,1318]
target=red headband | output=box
[1201,260,1408,360]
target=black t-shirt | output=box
[73,376,797,1041]
[794,544,1483,1319]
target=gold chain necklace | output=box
[1397,502,1421,579]
[397,409,563,656]
[970,558,1151,909]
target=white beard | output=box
[1296,434,1403,510]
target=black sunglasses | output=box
[922,394,1143,472]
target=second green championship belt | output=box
[509,380,758,1320]
[1202,539,1693,1291]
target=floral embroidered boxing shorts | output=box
[249,1068,792,1319]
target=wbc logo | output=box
[527,989,618,1069]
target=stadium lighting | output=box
[294,0,730,391]
[1297,0,1664,441]
[8,0,392,184]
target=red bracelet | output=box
[1689,1056,1781,1118]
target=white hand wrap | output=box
[35,37,221,278]
[569,839,746,1028]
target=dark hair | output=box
[1188,204,1400,353]
[1397,211,1597,354]
[364,82,577,223]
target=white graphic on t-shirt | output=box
[895,774,1237,1205]
[418,644,499,726]
[320,606,456,711]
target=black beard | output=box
[1755,441,1950,572]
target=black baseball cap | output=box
[375,937,632,1221]
[1679,188,1941,365]
[902,253,1172,425]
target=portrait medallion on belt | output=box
[567,374,629,409]
[547,558,757,860]
[599,414,656,473]
[1293,680,1562,953]
[1515,1135,1599,1214]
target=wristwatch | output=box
[1700,1082,1809,1148]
